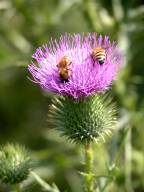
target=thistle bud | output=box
[0,143,31,184]
[48,94,117,144]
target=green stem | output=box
[31,171,60,192]
[14,184,22,192]
[83,0,103,31]
[125,127,133,192]
[84,143,95,192]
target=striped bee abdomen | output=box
[91,47,106,65]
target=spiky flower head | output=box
[28,33,122,99]
[0,143,31,184]
[48,94,117,144]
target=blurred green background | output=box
[0,0,144,191]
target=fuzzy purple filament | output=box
[28,33,122,99]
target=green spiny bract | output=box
[0,143,31,184]
[48,94,117,144]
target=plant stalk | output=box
[14,184,21,192]
[84,143,95,192]
[125,127,133,192]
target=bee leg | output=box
[60,78,69,83]
[69,61,72,65]
[92,60,96,67]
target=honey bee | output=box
[56,56,72,83]
[91,47,106,65]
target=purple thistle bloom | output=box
[28,33,122,99]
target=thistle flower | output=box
[0,144,31,184]
[28,33,122,99]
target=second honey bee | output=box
[91,47,106,65]
[56,55,72,83]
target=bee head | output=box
[99,60,104,65]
